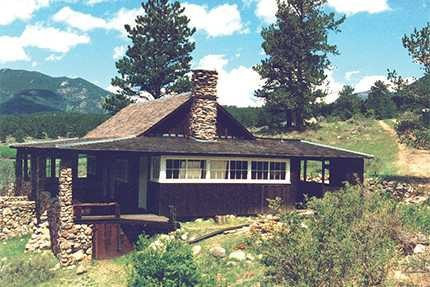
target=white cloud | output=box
[107,8,142,35]
[21,24,90,53]
[251,0,390,23]
[183,3,246,37]
[53,6,107,31]
[345,70,361,81]
[197,55,263,107]
[52,6,141,36]
[354,75,389,92]
[0,0,50,26]
[327,0,391,15]
[31,61,38,67]
[322,69,344,103]
[113,45,126,60]
[45,53,65,61]
[255,0,277,23]
[0,24,89,63]
[0,36,29,63]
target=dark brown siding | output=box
[148,182,297,218]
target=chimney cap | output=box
[192,69,218,75]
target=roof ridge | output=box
[133,92,191,105]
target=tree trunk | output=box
[295,106,304,130]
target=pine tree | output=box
[366,81,397,119]
[254,0,344,130]
[333,85,363,120]
[104,0,195,114]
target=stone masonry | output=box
[189,69,219,141]
[47,158,93,266]
[0,196,35,240]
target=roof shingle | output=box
[84,93,191,139]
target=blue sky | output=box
[0,0,429,106]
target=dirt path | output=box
[378,120,430,178]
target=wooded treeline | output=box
[0,113,108,143]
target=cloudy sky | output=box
[0,0,428,106]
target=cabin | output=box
[11,69,372,262]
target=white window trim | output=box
[151,156,291,184]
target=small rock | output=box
[192,245,202,256]
[246,254,255,261]
[210,246,226,258]
[76,265,87,275]
[414,244,426,254]
[229,250,246,262]
[226,261,237,266]
[72,250,85,262]
[180,233,188,241]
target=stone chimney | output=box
[189,69,219,141]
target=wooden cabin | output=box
[11,69,372,259]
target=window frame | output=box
[152,156,291,184]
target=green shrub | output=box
[395,112,430,149]
[128,235,201,287]
[0,253,57,287]
[260,185,399,286]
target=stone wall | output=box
[189,69,219,141]
[0,196,35,240]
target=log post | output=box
[15,150,23,196]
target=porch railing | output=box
[74,202,120,221]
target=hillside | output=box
[0,69,111,114]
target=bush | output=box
[395,112,430,149]
[0,253,57,287]
[128,235,201,287]
[260,185,399,286]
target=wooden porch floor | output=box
[76,213,172,227]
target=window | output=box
[151,157,160,180]
[210,160,229,179]
[252,161,269,180]
[229,160,248,179]
[114,159,128,182]
[166,159,186,179]
[159,157,290,183]
[270,162,286,180]
[187,160,206,179]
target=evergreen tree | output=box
[332,85,363,120]
[254,0,344,130]
[104,0,195,114]
[402,22,430,74]
[366,81,397,119]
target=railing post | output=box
[115,202,120,219]
[168,205,177,225]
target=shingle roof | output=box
[13,136,373,159]
[84,93,191,139]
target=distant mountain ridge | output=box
[0,69,111,114]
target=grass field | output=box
[257,118,399,177]
[0,144,16,159]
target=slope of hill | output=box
[0,89,63,114]
[0,69,111,114]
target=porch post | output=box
[15,149,23,196]
[23,153,29,180]
[303,160,308,182]
[50,157,56,178]
[30,153,44,222]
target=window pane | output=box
[270,161,287,180]
[230,160,248,179]
[210,160,229,179]
[187,160,206,179]
[166,159,186,179]
[251,161,269,179]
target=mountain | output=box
[0,69,111,114]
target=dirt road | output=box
[378,120,430,178]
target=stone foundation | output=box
[0,196,35,240]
